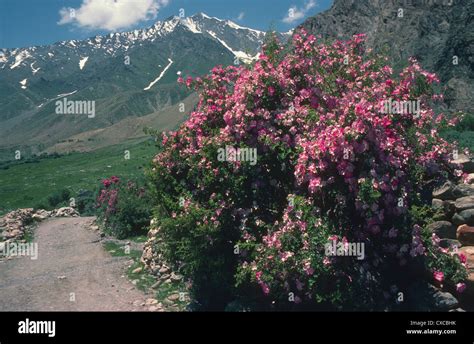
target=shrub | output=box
[96,176,152,239]
[47,188,71,208]
[148,30,468,310]
[75,189,96,216]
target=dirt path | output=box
[0,217,148,311]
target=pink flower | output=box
[458,253,467,264]
[433,271,444,283]
[456,282,467,294]
[260,282,270,295]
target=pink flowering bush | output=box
[96,176,152,239]
[149,31,467,310]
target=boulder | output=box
[406,281,459,311]
[439,239,462,249]
[452,154,474,174]
[167,293,181,302]
[170,272,183,282]
[460,246,474,265]
[432,181,455,200]
[432,199,444,209]
[159,266,169,274]
[432,291,459,311]
[466,173,474,184]
[453,184,474,198]
[452,209,474,226]
[454,196,474,211]
[427,221,456,239]
[457,225,474,246]
[132,267,143,274]
[55,207,79,217]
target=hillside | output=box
[299,0,473,112]
[0,13,290,160]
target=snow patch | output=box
[182,18,202,34]
[144,58,174,91]
[30,62,40,74]
[208,31,258,63]
[57,90,78,98]
[79,56,89,70]
[10,50,31,69]
[225,20,264,35]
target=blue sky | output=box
[0,0,332,49]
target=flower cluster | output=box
[150,30,467,309]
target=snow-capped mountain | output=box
[0,13,278,75]
[0,13,290,157]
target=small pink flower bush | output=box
[150,31,467,310]
[97,176,151,239]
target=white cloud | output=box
[58,0,170,31]
[237,12,245,21]
[282,0,317,24]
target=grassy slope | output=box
[0,139,158,214]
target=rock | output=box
[162,299,174,306]
[90,225,99,231]
[432,291,459,311]
[449,308,466,312]
[452,213,464,226]
[433,182,455,200]
[6,229,22,239]
[0,242,5,252]
[427,221,456,239]
[132,267,143,274]
[460,246,474,265]
[170,273,183,282]
[167,293,181,302]
[452,209,474,226]
[453,184,474,198]
[439,239,462,249]
[55,207,79,217]
[160,273,171,280]
[145,298,158,305]
[466,174,474,184]
[151,281,162,289]
[457,225,474,246]
[443,200,456,219]
[432,198,444,209]
[454,196,474,211]
[159,266,169,274]
[452,154,474,174]
[132,300,142,307]
[32,214,47,221]
[148,306,160,312]
[57,276,67,280]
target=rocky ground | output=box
[430,155,474,310]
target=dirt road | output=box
[0,217,147,311]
